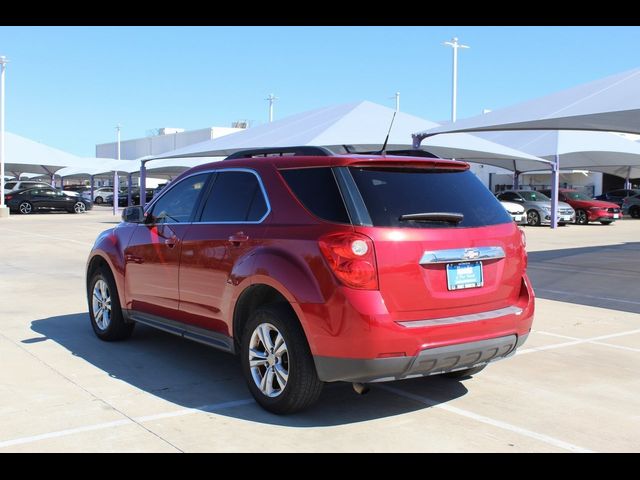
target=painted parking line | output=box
[518,328,640,355]
[379,385,594,453]
[535,288,640,306]
[0,398,254,449]
[536,331,640,353]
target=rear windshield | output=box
[349,167,512,228]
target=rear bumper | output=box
[314,333,529,383]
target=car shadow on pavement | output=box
[29,312,469,427]
[528,241,640,314]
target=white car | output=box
[91,187,116,204]
[500,200,526,224]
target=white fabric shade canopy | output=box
[55,158,138,178]
[144,157,223,177]
[151,101,549,171]
[4,131,84,176]
[474,130,640,178]
[414,67,640,140]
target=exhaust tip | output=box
[352,382,370,395]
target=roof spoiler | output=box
[224,146,335,160]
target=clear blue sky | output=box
[1,26,640,157]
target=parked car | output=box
[105,188,155,206]
[4,180,52,193]
[622,193,640,218]
[539,189,621,225]
[499,201,526,225]
[62,184,92,202]
[594,188,640,207]
[496,190,575,226]
[91,187,119,205]
[4,187,93,214]
[86,147,534,414]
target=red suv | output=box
[86,147,534,413]
[539,189,621,225]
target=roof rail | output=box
[224,146,335,160]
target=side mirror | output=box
[122,206,145,223]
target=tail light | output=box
[5,195,12,201]
[318,232,378,290]
[519,227,528,270]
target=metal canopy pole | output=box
[0,56,8,218]
[127,173,132,206]
[624,166,632,189]
[550,154,560,229]
[139,160,147,207]
[90,175,95,203]
[113,124,121,216]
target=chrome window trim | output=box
[143,167,271,226]
[419,246,505,265]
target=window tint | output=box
[519,191,550,202]
[349,167,511,228]
[200,171,268,222]
[4,182,16,189]
[498,192,519,201]
[280,168,350,224]
[150,173,209,224]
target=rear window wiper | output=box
[399,212,464,224]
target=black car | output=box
[594,189,640,207]
[4,187,93,214]
[106,188,155,207]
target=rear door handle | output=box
[228,232,250,245]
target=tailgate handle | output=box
[420,246,505,265]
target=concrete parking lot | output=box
[0,208,638,452]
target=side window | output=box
[199,171,268,222]
[149,173,209,224]
[499,192,517,201]
[5,182,16,189]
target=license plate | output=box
[613,214,619,219]
[562,215,572,221]
[446,261,483,290]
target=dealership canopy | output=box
[414,67,640,141]
[4,131,83,177]
[151,101,549,171]
[474,130,640,179]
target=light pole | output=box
[113,124,120,216]
[0,56,8,218]
[389,92,400,112]
[443,37,469,123]
[266,94,278,122]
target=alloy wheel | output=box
[19,202,32,214]
[74,201,86,213]
[248,322,289,398]
[92,279,112,331]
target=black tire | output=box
[526,209,541,226]
[630,206,640,218]
[87,267,134,341]
[95,196,103,204]
[443,364,487,379]
[575,209,589,225]
[600,220,613,225]
[18,201,33,215]
[240,304,323,414]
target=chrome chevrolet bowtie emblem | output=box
[463,249,480,260]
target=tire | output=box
[19,201,33,214]
[600,220,613,225]
[95,196,103,204]
[526,209,541,226]
[575,209,589,225]
[73,201,87,214]
[443,364,487,379]
[240,304,323,414]
[630,206,640,218]
[87,267,134,341]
